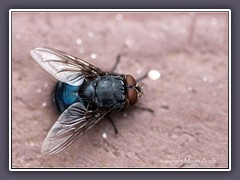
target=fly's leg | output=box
[136,71,149,82]
[110,56,150,81]
[135,70,154,112]
[134,106,154,113]
[110,54,121,72]
[106,115,118,134]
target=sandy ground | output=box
[11,12,229,168]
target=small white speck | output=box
[170,134,178,139]
[36,88,42,93]
[187,86,193,91]
[43,82,48,88]
[30,142,34,147]
[211,18,218,25]
[102,132,107,139]
[90,53,97,59]
[42,102,47,107]
[76,38,82,45]
[162,102,168,107]
[15,33,21,40]
[116,14,123,21]
[79,48,85,54]
[219,84,223,89]
[88,32,94,38]
[124,39,134,48]
[123,112,128,117]
[202,76,208,82]
[136,69,142,75]
[148,69,161,80]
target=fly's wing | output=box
[30,47,105,86]
[41,102,109,155]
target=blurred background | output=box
[11,11,229,168]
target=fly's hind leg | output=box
[106,115,118,134]
[110,54,121,72]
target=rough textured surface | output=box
[11,12,229,168]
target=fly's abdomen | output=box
[84,75,126,110]
[53,82,83,112]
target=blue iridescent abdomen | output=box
[53,82,84,112]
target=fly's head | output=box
[124,75,143,108]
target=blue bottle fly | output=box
[30,47,145,155]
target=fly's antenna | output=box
[139,83,145,97]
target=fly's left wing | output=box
[30,47,105,86]
[41,102,109,155]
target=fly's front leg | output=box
[110,54,121,72]
[136,70,149,82]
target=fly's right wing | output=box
[30,47,106,86]
[41,102,109,155]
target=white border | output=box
[9,9,12,172]
[9,9,231,171]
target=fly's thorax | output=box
[84,74,126,110]
[124,75,142,108]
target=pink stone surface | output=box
[11,12,229,168]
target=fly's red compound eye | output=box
[127,88,138,106]
[126,75,136,87]
[126,75,138,106]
